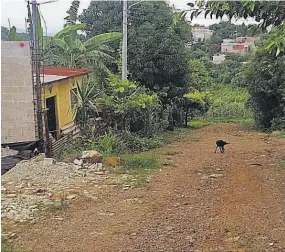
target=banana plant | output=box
[44,23,121,71]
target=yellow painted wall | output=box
[43,76,82,133]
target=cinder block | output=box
[2,122,15,129]
[1,128,9,138]
[21,115,34,123]
[8,129,15,137]
[12,93,27,102]
[21,128,36,138]
[44,158,56,165]
[1,93,13,101]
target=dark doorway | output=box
[46,96,57,139]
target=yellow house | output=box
[41,66,92,140]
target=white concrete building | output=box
[213,54,226,64]
[192,27,213,41]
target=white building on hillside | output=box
[192,27,213,41]
[213,54,226,64]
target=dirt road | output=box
[14,124,285,251]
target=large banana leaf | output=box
[73,38,86,52]
[52,38,69,51]
[54,23,86,39]
[84,32,121,52]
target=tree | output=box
[80,1,190,103]
[245,49,285,129]
[128,22,189,101]
[183,90,211,127]
[210,59,243,85]
[1,26,30,41]
[188,59,213,91]
[79,1,122,38]
[44,24,121,72]
[64,0,80,27]
[96,74,159,134]
[127,1,190,101]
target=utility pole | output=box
[122,0,143,81]
[122,0,128,80]
[31,0,44,148]
[31,0,52,157]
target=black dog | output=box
[215,140,230,153]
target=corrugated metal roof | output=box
[40,66,92,84]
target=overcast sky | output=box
[1,0,257,34]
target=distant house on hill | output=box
[192,26,213,41]
[212,54,226,64]
[221,36,260,54]
[1,41,91,150]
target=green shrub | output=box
[245,49,285,129]
[121,153,159,170]
[1,239,28,252]
[96,132,127,155]
[206,85,252,119]
[120,132,164,153]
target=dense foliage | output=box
[42,24,121,72]
[244,49,285,129]
[1,26,29,41]
[80,1,191,103]
[188,0,285,130]
[193,0,285,55]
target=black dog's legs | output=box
[214,146,218,153]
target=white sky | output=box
[1,0,258,34]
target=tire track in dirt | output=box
[14,124,285,252]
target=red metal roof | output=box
[41,66,92,77]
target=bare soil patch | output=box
[4,124,285,252]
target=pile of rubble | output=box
[1,150,125,224]
[1,147,18,157]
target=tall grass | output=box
[206,85,253,119]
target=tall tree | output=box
[245,49,285,128]
[79,1,122,38]
[80,1,190,102]
[64,0,80,27]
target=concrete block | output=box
[1,122,15,129]
[21,129,36,140]
[1,93,13,101]
[18,57,32,66]
[8,129,15,137]
[21,115,34,123]
[1,129,9,138]
[12,93,27,102]
[44,158,56,165]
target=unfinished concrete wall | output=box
[1,41,36,143]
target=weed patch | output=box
[275,159,285,172]
[164,151,182,156]
[189,117,254,129]
[1,239,28,252]
[120,153,159,171]
[271,130,285,138]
